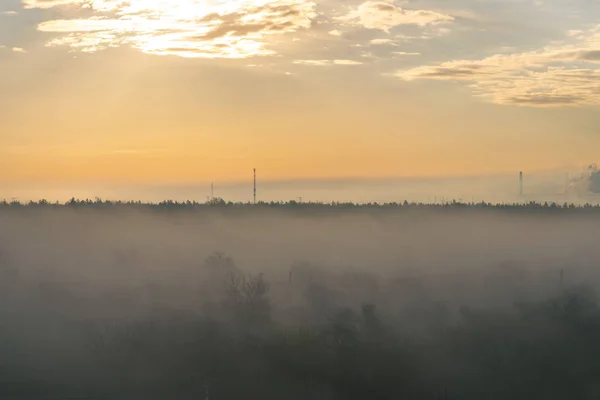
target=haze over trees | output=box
[1,201,600,399]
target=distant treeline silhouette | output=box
[2,197,600,212]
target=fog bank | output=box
[1,207,600,399]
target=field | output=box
[1,201,600,399]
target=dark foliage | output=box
[2,197,600,213]
[2,244,600,399]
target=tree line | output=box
[2,197,600,212]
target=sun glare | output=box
[29,0,316,58]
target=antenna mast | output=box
[253,169,257,204]
[519,171,523,198]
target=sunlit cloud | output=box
[22,0,79,9]
[333,59,363,65]
[293,59,363,66]
[29,0,317,58]
[395,25,600,107]
[336,1,454,32]
[370,38,394,45]
[392,51,420,56]
[12,47,26,53]
[328,29,342,37]
[2,11,18,15]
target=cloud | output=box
[29,0,317,59]
[392,51,420,56]
[566,50,600,61]
[328,29,342,37]
[370,38,394,45]
[394,34,428,41]
[12,47,26,53]
[333,59,363,65]
[293,59,363,66]
[2,11,18,15]
[395,25,600,107]
[22,0,80,9]
[293,60,331,66]
[336,1,454,32]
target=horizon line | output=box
[0,169,580,188]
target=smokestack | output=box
[253,169,256,205]
[519,171,523,197]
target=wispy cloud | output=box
[22,0,78,9]
[370,38,395,45]
[29,0,317,59]
[2,11,18,15]
[395,25,600,107]
[392,51,420,56]
[293,59,363,66]
[12,47,26,53]
[15,0,600,111]
[336,1,454,32]
[333,59,363,65]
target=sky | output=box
[2,0,600,188]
